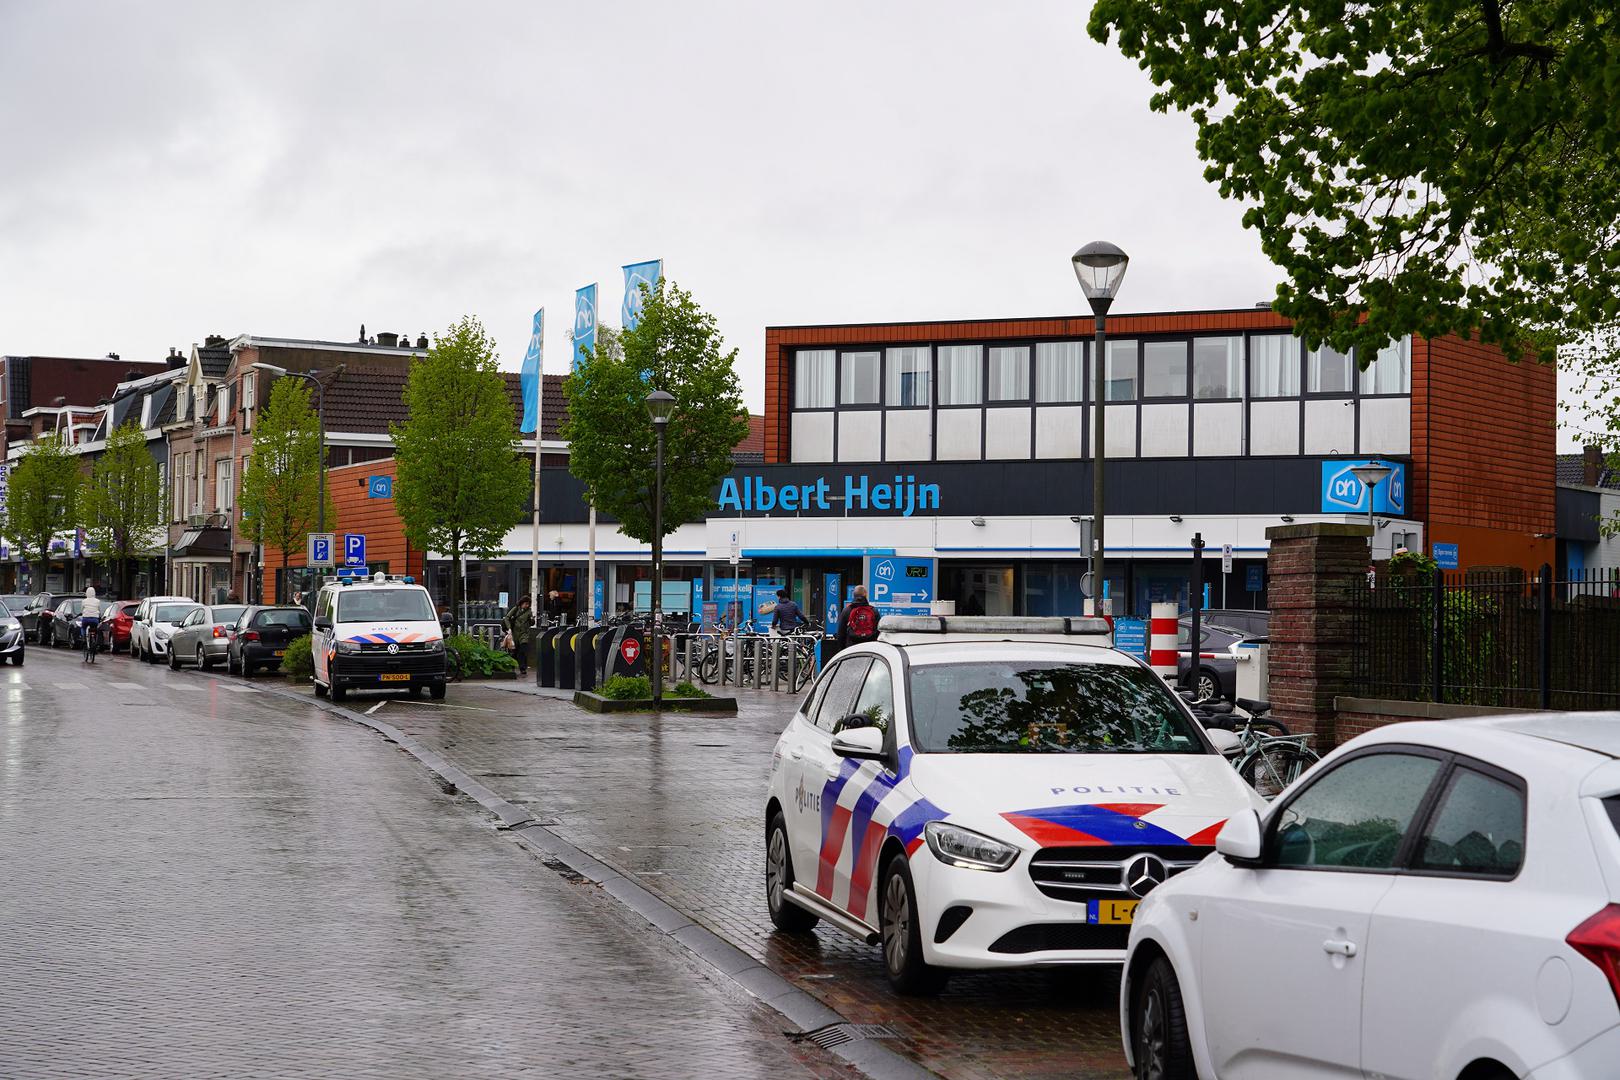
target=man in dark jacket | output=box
[834,585,880,648]
[770,589,806,634]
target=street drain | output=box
[540,854,590,885]
[793,1023,897,1049]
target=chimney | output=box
[1584,444,1604,487]
[205,333,226,347]
[416,334,429,349]
[106,351,120,361]
[166,347,185,370]
[124,369,139,382]
[376,331,399,348]
[359,323,367,343]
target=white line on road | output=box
[389,698,495,712]
[220,685,260,693]
[54,682,88,690]
[1,683,29,690]
[110,681,145,690]
[366,702,386,715]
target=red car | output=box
[98,601,141,653]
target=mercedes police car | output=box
[763,615,1264,995]
[311,573,447,702]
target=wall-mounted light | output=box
[1281,514,1295,523]
[1376,517,1390,528]
[1069,515,1082,523]
[1169,514,1183,524]
[1534,532,1554,539]
[971,516,986,527]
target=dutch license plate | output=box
[1087,899,1139,925]
[379,673,410,682]
[273,649,286,657]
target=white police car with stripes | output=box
[764,615,1264,994]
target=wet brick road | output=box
[278,674,1133,1080]
[1,648,860,1080]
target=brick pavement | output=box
[291,676,1133,1080]
[1,649,861,1080]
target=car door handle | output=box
[788,748,803,761]
[1322,938,1358,958]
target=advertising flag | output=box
[572,283,597,372]
[621,259,663,331]
[519,308,543,434]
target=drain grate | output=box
[793,1023,897,1049]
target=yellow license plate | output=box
[379,673,410,682]
[273,650,287,657]
[1088,899,1139,925]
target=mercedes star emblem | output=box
[1123,854,1169,899]
[386,643,399,654]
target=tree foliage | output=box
[240,377,334,588]
[83,420,165,596]
[392,316,530,613]
[4,432,83,572]
[1089,0,1620,361]
[563,280,749,545]
[1563,322,1620,536]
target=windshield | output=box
[256,609,312,629]
[155,604,199,623]
[336,589,435,623]
[908,660,1207,755]
[210,606,246,624]
[1,596,27,613]
[59,600,82,615]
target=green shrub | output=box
[282,633,314,683]
[447,633,518,678]
[599,674,651,699]
[668,681,711,699]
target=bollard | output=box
[1149,602,1179,683]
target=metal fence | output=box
[1353,565,1620,711]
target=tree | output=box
[4,432,83,588]
[82,420,165,598]
[240,377,334,601]
[1563,323,1620,536]
[1088,1,1620,362]
[392,316,529,618]
[563,279,749,546]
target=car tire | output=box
[314,680,328,699]
[879,855,949,996]
[429,683,446,701]
[168,648,181,670]
[765,811,819,932]
[331,681,347,702]
[1194,668,1221,703]
[198,648,212,671]
[11,651,22,665]
[1131,956,1196,1080]
[241,662,253,679]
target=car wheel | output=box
[331,681,347,702]
[1131,956,1196,1080]
[765,811,819,932]
[1194,669,1220,703]
[313,680,328,699]
[879,855,948,996]
[198,648,212,671]
[168,647,181,670]
[11,651,22,666]
[429,683,446,701]
[241,662,253,679]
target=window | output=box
[156,463,166,507]
[847,661,894,733]
[1360,338,1411,395]
[813,657,872,731]
[987,346,1030,402]
[216,384,231,424]
[176,385,189,421]
[794,350,835,409]
[1413,767,1525,876]
[1036,342,1084,402]
[840,351,881,405]
[1308,345,1354,394]
[937,345,983,405]
[173,452,188,518]
[243,374,256,410]
[1105,339,1138,400]
[215,458,233,513]
[1271,752,1441,869]
[1249,335,1301,398]
[1193,337,1243,400]
[886,347,930,407]
[335,589,435,623]
[256,608,313,629]
[192,453,204,512]
[1143,341,1189,398]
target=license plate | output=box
[1087,899,1139,925]
[379,673,410,682]
[273,650,287,657]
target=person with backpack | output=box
[835,585,880,648]
[769,589,806,634]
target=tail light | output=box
[212,627,226,638]
[243,631,260,642]
[1568,904,1620,1006]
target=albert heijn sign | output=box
[1320,459,1407,515]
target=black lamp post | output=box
[1071,241,1129,614]
[646,389,676,707]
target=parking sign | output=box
[308,533,336,567]
[344,533,367,567]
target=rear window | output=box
[337,589,435,623]
[60,600,82,615]
[210,606,246,624]
[255,609,312,629]
[155,604,198,622]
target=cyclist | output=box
[769,589,805,635]
[80,586,103,662]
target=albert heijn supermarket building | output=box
[465,305,1555,626]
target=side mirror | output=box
[1205,727,1241,755]
[1216,809,1264,866]
[831,725,886,761]
[314,616,333,632]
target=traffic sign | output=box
[728,530,740,566]
[343,533,367,567]
[1221,544,1234,575]
[308,533,336,567]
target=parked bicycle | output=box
[1182,692,1319,798]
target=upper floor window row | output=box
[791,335,1411,410]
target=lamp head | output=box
[1349,463,1394,489]
[1071,241,1129,305]
[645,389,676,425]
[250,361,289,378]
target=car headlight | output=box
[3,618,18,630]
[154,629,171,641]
[924,821,1019,872]
[425,639,445,653]
[335,640,361,655]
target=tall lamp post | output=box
[252,362,344,599]
[1350,461,1393,554]
[646,389,676,707]
[1072,241,1129,615]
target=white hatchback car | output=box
[129,596,201,664]
[1121,714,1620,1080]
[764,615,1264,995]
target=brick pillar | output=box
[1264,522,1374,747]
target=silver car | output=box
[167,605,247,671]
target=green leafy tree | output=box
[1089,1,1620,361]
[1564,322,1620,536]
[240,377,334,600]
[83,420,165,598]
[392,316,530,617]
[563,280,749,546]
[4,432,83,587]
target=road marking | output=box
[220,684,260,693]
[54,681,88,690]
[1,683,29,690]
[110,681,145,690]
[366,702,387,715]
[389,698,494,712]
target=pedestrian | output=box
[834,585,880,648]
[770,588,806,634]
[503,594,535,675]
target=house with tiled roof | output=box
[1557,445,1620,574]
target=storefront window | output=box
[1143,341,1189,398]
[1249,335,1301,398]
[886,347,931,407]
[941,563,1015,616]
[938,345,983,405]
[840,351,881,405]
[795,350,835,408]
[988,346,1030,402]
[1106,339,1138,400]
[1193,336,1243,399]
[1035,342,1084,402]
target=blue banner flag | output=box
[573,284,597,372]
[621,259,663,331]
[519,308,543,434]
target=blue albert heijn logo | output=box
[344,533,367,567]
[367,475,393,499]
[1321,460,1406,515]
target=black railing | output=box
[1354,565,1620,711]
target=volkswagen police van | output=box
[763,615,1264,995]
[311,573,448,702]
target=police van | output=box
[311,573,448,702]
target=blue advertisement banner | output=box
[519,308,543,434]
[752,578,784,629]
[691,579,705,625]
[867,556,934,616]
[1320,459,1406,514]
[823,572,842,629]
[712,577,753,629]
[1433,542,1460,569]
[592,579,604,622]
[621,259,663,331]
[573,284,596,372]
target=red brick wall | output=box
[258,458,421,603]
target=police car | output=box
[763,615,1264,995]
[311,573,447,702]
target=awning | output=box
[172,527,232,559]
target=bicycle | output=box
[80,616,101,664]
[1184,693,1319,798]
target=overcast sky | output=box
[0,1,1601,448]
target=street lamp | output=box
[252,362,344,601]
[646,389,676,707]
[1072,240,1129,615]
[1350,462,1394,548]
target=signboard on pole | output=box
[728,529,741,566]
[864,555,935,617]
[1221,544,1234,575]
[343,533,367,567]
[1112,617,1148,660]
[308,533,336,568]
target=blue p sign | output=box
[344,533,366,567]
[313,537,329,562]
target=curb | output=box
[201,669,939,1080]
